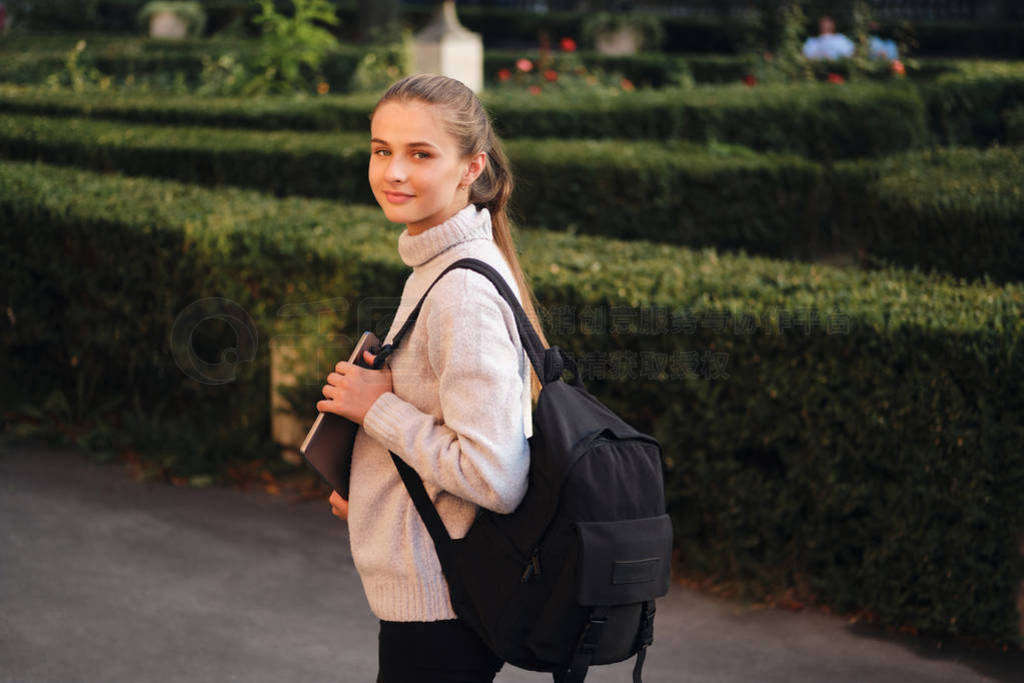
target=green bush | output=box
[833,146,1024,284]
[0,111,830,255]
[2,158,1022,643]
[0,39,385,94]
[6,110,1022,282]
[0,112,372,199]
[483,49,694,89]
[921,64,1024,148]
[0,83,379,129]
[0,82,930,161]
[490,84,927,162]
[508,138,827,256]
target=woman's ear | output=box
[461,151,488,188]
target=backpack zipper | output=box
[520,547,543,583]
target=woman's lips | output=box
[384,191,414,204]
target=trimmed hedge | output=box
[0,82,931,161]
[0,112,373,199]
[483,49,694,89]
[833,146,1024,284]
[4,112,1022,283]
[922,64,1024,148]
[0,84,381,131]
[2,159,1022,644]
[0,41,373,94]
[0,111,829,257]
[509,138,827,256]
[487,84,928,162]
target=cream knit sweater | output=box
[349,204,532,622]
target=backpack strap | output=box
[631,601,656,683]
[554,601,656,683]
[379,260,547,575]
[374,257,572,385]
[390,453,456,561]
[557,606,610,683]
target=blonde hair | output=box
[373,74,549,395]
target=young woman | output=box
[316,74,547,682]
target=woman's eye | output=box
[413,152,431,159]
[373,149,390,157]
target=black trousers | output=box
[376,619,503,683]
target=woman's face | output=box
[369,100,483,235]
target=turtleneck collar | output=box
[397,205,493,268]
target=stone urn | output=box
[412,0,484,92]
[595,26,641,56]
[149,10,188,40]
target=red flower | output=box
[560,37,577,52]
[316,81,329,95]
[827,73,845,84]
[620,78,635,92]
[891,59,906,76]
[497,68,511,81]
[528,85,542,95]
[544,69,558,82]
[516,58,533,73]
[743,74,757,87]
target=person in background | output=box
[802,15,856,60]
[869,34,899,60]
[804,14,899,62]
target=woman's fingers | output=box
[328,490,348,521]
[318,360,392,421]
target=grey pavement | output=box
[1,436,1021,683]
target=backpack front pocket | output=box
[575,514,673,606]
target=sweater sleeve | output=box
[361,292,529,515]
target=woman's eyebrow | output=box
[370,137,440,150]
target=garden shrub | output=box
[2,158,1022,643]
[0,40,394,94]
[0,84,380,129]
[920,65,1024,148]
[507,137,827,256]
[5,111,1022,283]
[833,146,1024,284]
[0,112,373,199]
[0,111,830,255]
[0,81,929,160]
[484,49,694,89]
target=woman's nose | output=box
[385,158,406,183]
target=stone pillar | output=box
[412,0,484,92]
[270,336,315,465]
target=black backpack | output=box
[377,258,672,683]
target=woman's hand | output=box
[328,490,348,521]
[317,350,393,424]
